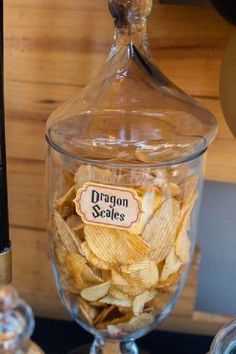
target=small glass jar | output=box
[46,0,217,352]
[0,285,43,354]
[209,320,236,354]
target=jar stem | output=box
[90,337,139,354]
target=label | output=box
[74,182,142,229]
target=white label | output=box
[74,182,142,229]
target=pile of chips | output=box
[53,164,197,335]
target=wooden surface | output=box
[4,0,235,336]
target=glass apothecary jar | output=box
[46,0,217,352]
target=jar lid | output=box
[46,41,217,167]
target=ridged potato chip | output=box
[74,165,118,189]
[175,190,197,263]
[81,281,111,301]
[121,258,159,288]
[65,253,88,289]
[114,285,146,297]
[111,269,130,288]
[81,265,103,284]
[158,284,177,294]
[54,210,83,254]
[77,296,99,325]
[109,287,131,301]
[85,225,150,266]
[142,199,181,263]
[66,214,83,230]
[175,224,191,264]
[62,168,75,188]
[98,311,133,330]
[117,313,154,332]
[158,270,183,288]
[60,272,80,295]
[100,296,132,308]
[130,189,163,235]
[81,242,112,270]
[163,183,181,198]
[133,291,156,316]
[54,239,67,265]
[94,305,116,326]
[147,292,172,312]
[55,185,75,218]
[159,247,183,282]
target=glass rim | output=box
[46,134,207,168]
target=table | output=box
[32,317,213,354]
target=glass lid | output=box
[46,0,217,167]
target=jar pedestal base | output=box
[69,341,150,354]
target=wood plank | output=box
[11,226,68,319]
[10,225,199,325]
[4,3,232,96]
[7,158,46,229]
[4,45,224,98]
[5,2,232,48]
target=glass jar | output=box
[0,286,43,354]
[209,320,236,354]
[46,0,217,352]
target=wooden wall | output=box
[4,0,235,334]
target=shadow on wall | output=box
[196,181,236,316]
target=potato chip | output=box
[111,269,130,287]
[101,270,111,281]
[65,252,88,289]
[77,296,99,325]
[175,191,196,263]
[158,284,177,294]
[100,296,132,308]
[181,175,197,210]
[62,168,75,188]
[54,238,67,265]
[107,325,121,336]
[81,281,111,301]
[147,292,171,311]
[98,311,133,330]
[60,273,80,295]
[133,291,156,316]
[157,260,165,274]
[181,190,197,219]
[135,148,154,163]
[55,185,75,218]
[74,165,118,189]
[142,199,181,263]
[121,258,159,288]
[66,214,83,230]
[109,287,131,301]
[81,264,103,284]
[175,227,191,264]
[117,313,154,332]
[159,247,183,283]
[81,242,112,270]
[89,301,107,308]
[114,285,145,297]
[94,305,116,326]
[65,252,103,287]
[54,210,83,254]
[85,225,150,266]
[158,269,183,288]
[163,183,181,198]
[130,189,163,235]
